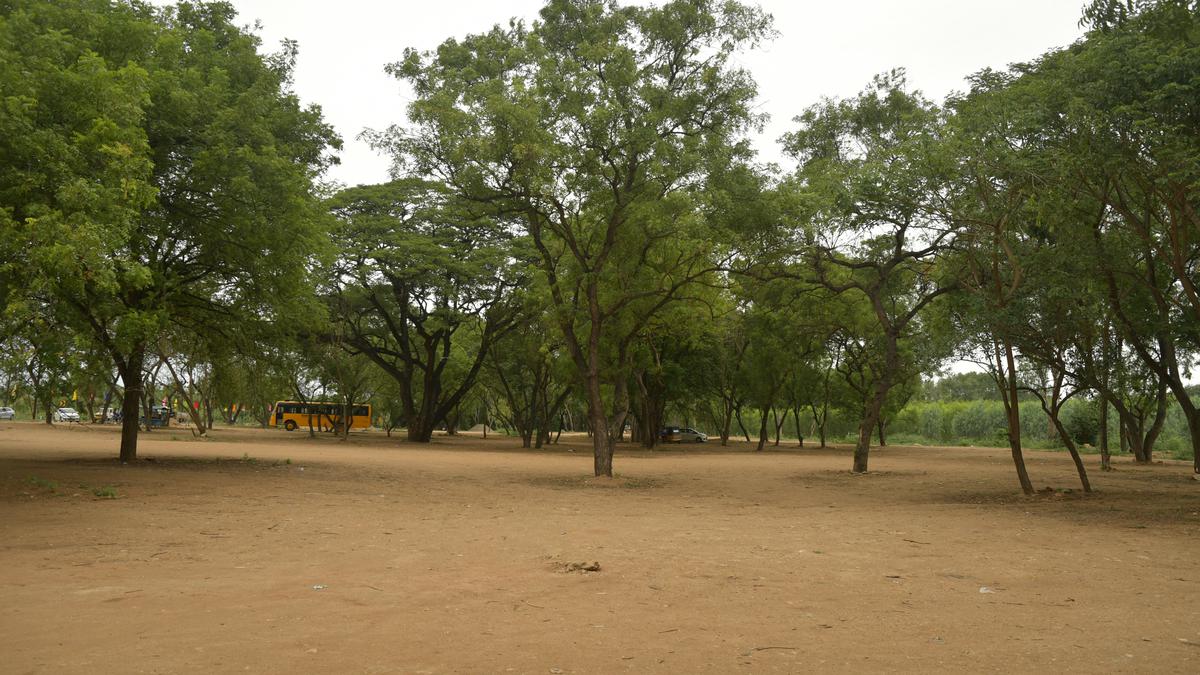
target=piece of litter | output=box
[312,584,327,590]
[979,586,995,593]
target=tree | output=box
[1,1,339,461]
[781,72,957,473]
[695,308,749,446]
[483,313,573,448]
[326,180,523,442]
[1015,1,1200,472]
[384,0,773,475]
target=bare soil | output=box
[2,422,1199,673]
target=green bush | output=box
[1061,398,1099,445]
[952,400,1006,440]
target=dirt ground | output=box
[1,422,1199,674]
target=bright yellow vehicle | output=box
[270,401,372,432]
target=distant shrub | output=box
[953,400,1006,440]
[1061,398,1099,445]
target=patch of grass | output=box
[530,473,662,490]
[614,474,661,489]
[27,476,57,492]
[1159,437,1191,461]
[240,453,258,464]
[92,485,119,499]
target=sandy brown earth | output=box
[1,422,1199,674]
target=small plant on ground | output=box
[92,486,118,499]
[28,476,57,492]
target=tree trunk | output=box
[853,367,892,473]
[1189,408,1200,475]
[1033,378,1092,494]
[1128,429,1150,463]
[583,353,616,476]
[755,406,769,452]
[854,398,883,473]
[1143,384,1169,460]
[1050,411,1092,493]
[996,338,1034,495]
[1124,413,1151,463]
[772,407,787,447]
[590,410,614,476]
[877,418,887,447]
[118,346,146,463]
[735,404,751,442]
[793,405,804,447]
[1098,397,1112,471]
[720,401,733,447]
[407,417,433,442]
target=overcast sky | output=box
[201,0,1086,188]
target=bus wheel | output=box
[284,420,297,432]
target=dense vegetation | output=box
[2,0,1198,493]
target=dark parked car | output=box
[659,426,708,443]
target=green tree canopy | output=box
[1,0,340,460]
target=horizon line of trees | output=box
[2,0,1198,495]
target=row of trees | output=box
[2,0,1197,494]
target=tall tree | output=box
[326,180,523,442]
[1,1,339,460]
[781,72,957,473]
[994,1,1200,472]
[384,0,773,475]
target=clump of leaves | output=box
[92,486,118,499]
[241,453,258,464]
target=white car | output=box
[0,406,14,420]
[55,407,81,422]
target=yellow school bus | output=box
[270,401,372,432]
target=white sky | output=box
[201,0,1087,188]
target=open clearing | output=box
[2,423,1199,673]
